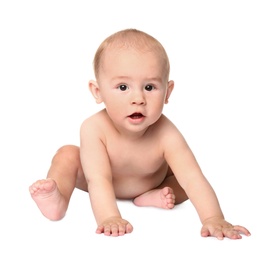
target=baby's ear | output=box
[89,80,103,104]
[165,80,174,104]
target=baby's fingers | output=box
[96,224,105,234]
[96,223,122,236]
[220,225,251,240]
[231,225,251,237]
[201,225,251,240]
[201,226,224,240]
[108,224,123,236]
[201,227,211,238]
[96,220,133,236]
[221,227,242,240]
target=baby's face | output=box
[97,46,172,133]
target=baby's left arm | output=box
[201,217,251,240]
[163,126,250,239]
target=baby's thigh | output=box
[76,164,88,191]
[59,145,87,191]
[166,166,174,177]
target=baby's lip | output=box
[128,112,145,118]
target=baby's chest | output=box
[108,144,165,175]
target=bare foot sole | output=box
[133,187,175,209]
[29,178,67,220]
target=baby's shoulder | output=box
[155,115,185,142]
[156,114,180,133]
[80,109,109,132]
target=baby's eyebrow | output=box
[111,76,163,83]
[111,76,130,81]
[145,77,163,83]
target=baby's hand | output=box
[201,217,251,240]
[96,216,133,236]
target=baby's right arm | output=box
[79,118,133,236]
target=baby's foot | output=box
[29,178,67,220]
[133,187,175,209]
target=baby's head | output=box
[93,29,170,82]
[89,28,174,127]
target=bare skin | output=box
[133,187,175,209]
[29,29,251,239]
[29,178,67,221]
[29,176,178,220]
[29,145,188,236]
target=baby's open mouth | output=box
[129,113,144,119]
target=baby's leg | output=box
[133,173,188,209]
[29,145,86,220]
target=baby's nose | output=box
[131,92,146,105]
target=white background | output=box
[1,0,270,259]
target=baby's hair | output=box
[93,28,170,81]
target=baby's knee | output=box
[53,145,80,164]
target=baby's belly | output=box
[113,169,168,199]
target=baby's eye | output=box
[118,84,128,91]
[145,85,154,91]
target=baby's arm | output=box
[164,125,250,239]
[80,119,133,236]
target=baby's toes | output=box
[166,200,175,209]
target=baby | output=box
[29,28,251,239]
